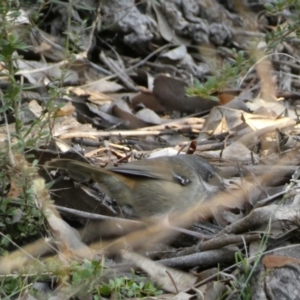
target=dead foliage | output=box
[1,0,300,299]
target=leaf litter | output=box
[1,1,300,299]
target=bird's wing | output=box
[110,158,170,179]
[110,156,194,185]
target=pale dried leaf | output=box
[203,281,227,300]
[202,107,246,132]
[212,116,229,135]
[68,86,113,104]
[54,140,74,152]
[247,97,286,116]
[148,148,183,158]
[206,141,259,163]
[8,9,30,25]
[87,80,124,93]
[135,108,161,124]
[28,100,43,118]
[151,1,190,45]
[151,2,175,42]
[52,115,96,137]
[242,113,292,131]
[249,240,267,258]
[160,45,187,61]
[121,250,197,293]
[15,59,78,84]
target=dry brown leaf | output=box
[153,75,217,114]
[67,86,113,104]
[7,179,21,198]
[56,101,75,117]
[262,254,300,269]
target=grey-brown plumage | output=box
[47,155,221,218]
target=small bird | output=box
[47,155,221,218]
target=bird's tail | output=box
[46,158,116,183]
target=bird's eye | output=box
[173,174,191,186]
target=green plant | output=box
[229,217,273,300]
[231,251,253,300]
[0,274,32,300]
[68,259,104,295]
[264,0,300,48]
[95,270,163,299]
[186,49,251,98]
[0,166,43,253]
[2,258,163,299]
[0,1,100,298]
[69,259,163,299]
[187,0,300,99]
[0,0,88,255]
